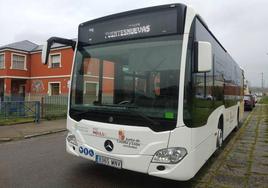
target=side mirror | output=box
[41,37,77,65]
[194,41,212,73]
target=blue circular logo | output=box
[83,148,89,155]
[79,146,83,153]
[88,149,94,157]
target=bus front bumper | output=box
[66,141,196,181]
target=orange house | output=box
[0,40,74,101]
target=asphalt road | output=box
[0,111,250,188]
[0,132,192,188]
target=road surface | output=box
[0,112,251,188]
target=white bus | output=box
[42,4,244,181]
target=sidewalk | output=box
[0,119,66,142]
[194,104,268,187]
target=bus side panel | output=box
[148,124,217,181]
[223,104,239,140]
[162,106,223,180]
[67,114,77,134]
[189,127,217,177]
[189,107,223,175]
[190,106,224,149]
[168,126,191,152]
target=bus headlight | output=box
[152,147,187,164]
[67,133,78,146]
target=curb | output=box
[24,129,67,139]
[0,129,67,143]
[0,138,12,142]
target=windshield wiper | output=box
[70,104,137,117]
[93,104,159,126]
[126,109,160,127]
[71,105,160,127]
[71,108,92,116]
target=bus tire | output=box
[216,117,223,149]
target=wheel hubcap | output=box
[217,129,223,148]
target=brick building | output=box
[0,40,74,101]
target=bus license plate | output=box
[96,155,122,169]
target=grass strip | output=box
[205,107,256,187]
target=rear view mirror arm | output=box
[42,37,76,65]
[48,37,76,50]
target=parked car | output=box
[195,93,214,100]
[244,95,254,110]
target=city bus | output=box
[42,4,244,181]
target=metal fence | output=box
[41,95,68,118]
[0,101,40,123]
[1,95,68,120]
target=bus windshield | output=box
[70,35,183,131]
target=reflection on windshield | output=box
[70,36,183,131]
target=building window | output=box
[12,54,26,70]
[50,54,61,68]
[49,82,60,96]
[0,54,4,69]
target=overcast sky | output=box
[0,0,267,87]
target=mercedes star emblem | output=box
[104,140,114,152]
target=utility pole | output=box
[261,72,264,91]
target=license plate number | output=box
[96,155,122,169]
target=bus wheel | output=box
[217,121,223,149]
